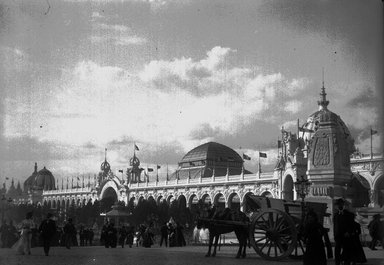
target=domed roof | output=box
[24,163,56,191]
[35,167,55,190]
[180,142,243,164]
[302,86,355,153]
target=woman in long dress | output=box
[13,212,35,255]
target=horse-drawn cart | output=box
[199,194,330,261]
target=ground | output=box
[0,245,383,265]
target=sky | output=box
[0,0,382,187]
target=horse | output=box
[197,207,249,258]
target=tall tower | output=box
[306,84,355,198]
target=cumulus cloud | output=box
[284,100,303,113]
[4,46,309,175]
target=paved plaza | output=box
[0,245,383,265]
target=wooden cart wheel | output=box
[289,218,306,259]
[249,209,298,261]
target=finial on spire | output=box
[318,68,329,110]
[322,67,324,88]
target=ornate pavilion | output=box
[1,84,383,224]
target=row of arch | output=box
[128,190,274,212]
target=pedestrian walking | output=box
[88,228,94,246]
[176,222,186,247]
[13,212,35,255]
[0,220,9,248]
[79,225,86,246]
[39,213,57,256]
[101,221,109,246]
[368,214,383,250]
[159,222,168,247]
[125,224,134,248]
[346,220,367,264]
[119,225,127,248]
[303,210,330,265]
[7,220,18,248]
[106,222,117,248]
[63,218,76,249]
[193,224,200,244]
[333,198,355,265]
[142,222,154,248]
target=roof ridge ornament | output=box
[317,68,329,110]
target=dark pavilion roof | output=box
[179,142,243,165]
[170,142,251,180]
[24,163,56,191]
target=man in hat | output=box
[39,213,56,256]
[333,198,355,265]
[368,214,383,250]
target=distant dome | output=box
[35,167,56,190]
[180,142,243,165]
[24,163,56,191]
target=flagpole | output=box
[370,127,373,160]
[297,118,299,140]
[258,151,261,174]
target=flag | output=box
[277,140,282,148]
[157,165,161,169]
[259,152,267,158]
[147,168,154,172]
[371,129,378,135]
[299,127,314,133]
[243,153,251,160]
[134,144,139,151]
[5,177,9,180]
[118,170,123,173]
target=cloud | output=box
[3,46,310,177]
[90,22,147,46]
[284,100,303,113]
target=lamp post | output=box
[294,175,311,220]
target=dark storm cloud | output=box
[346,86,378,109]
[258,0,382,73]
[0,136,70,161]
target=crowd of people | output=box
[0,202,383,263]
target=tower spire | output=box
[318,68,329,110]
[105,148,107,162]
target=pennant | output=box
[147,168,154,172]
[259,152,267,158]
[371,129,378,135]
[243,153,251,160]
[135,144,140,151]
[157,165,161,169]
[277,140,282,148]
[118,170,123,173]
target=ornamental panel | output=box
[313,136,330,166]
